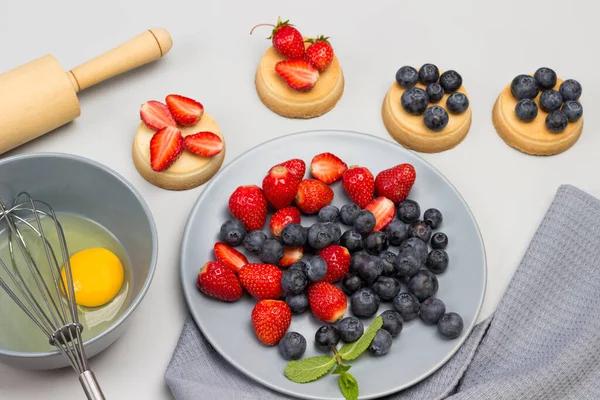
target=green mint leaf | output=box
[338,372,359,400]
[331,364,352,375]
[338,316,383,360]
[284,355,336,383]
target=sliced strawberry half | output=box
[310,152,348,184]
[275,59,319,92]
[149,126,184,172]
[140,101,176,131]
[166,94,204,126]
[184,132,224,157]
[364,197,396,232]
[279,246,303,268]
[214,242,248,273]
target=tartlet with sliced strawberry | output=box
[251,18,344,119]
[132,94,226,190]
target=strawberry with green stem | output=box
[250,17,305,59]
[305,36,334,72]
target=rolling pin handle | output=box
[68,28,172,93]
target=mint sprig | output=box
[284,355,336,383]
[284,316,383,400]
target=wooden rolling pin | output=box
[0,28,172,154]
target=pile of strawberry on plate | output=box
[197,152,463,361]
[139,94,224,171]
[252,17,335,92]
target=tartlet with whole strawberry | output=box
[251,18,344,119]
[132,94,226,190]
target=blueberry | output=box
[303,255,328,282]
[349,250,370,273]
[380,310,404,337]
[281,223,308,247]
[446,92,469,114]
[366,232,389,255]
[285,292,309,314]
[545,110,569,133]
[325,222,342,243]
[243,230,267,254]
[385,220,411,245]
[379,251,398,277]
[431,232,448,250]
[562,100,583,122]
[219,219,247,246]
[358,254,384,283]
[318,205,340,223]
[368,329,393,356]
[515,99,539,122]
[341,272,366,295]
[395,254,422,277]
[559,79,582,101]
[395,66,419,88]
[539,90,563,113]
[534,67,557,90]
[408,269,439,301]
[340,230,365,253]
[420,298,446,325]
[511,74,539,100]
[423,106,449,131]
[281,267,308,295]
[426,249,449,274]
[439,70,463,93]
[315,325,340,351]
[399,237,429,264]
[353,210,376,234]
[258,238,284,264]
[392,292,420,320]
[351,287,381,318]
[340,203,362,225]
[307,222,334,250]
[338,317,364,342]
[423,208,443,228]
[418,63,440,85]
[410,221,432,242]
[398,199,420,223]
[279,332,307,360]
[437,312,464,339]
[426,83,444,103]
[401,87,430,115]
[372,276,401,301]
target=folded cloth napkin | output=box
[165,185,600,400]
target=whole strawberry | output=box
[305,36,334,72]
[197,261,242,302]
[308,281,347,323]
[295,179,334,214]
[276,158,306,183]
[319,245,351,283]
[342,166,375,208]
[375,163,417,204]
[251,17,305,59]
[228,185,268,231]
[262,166,299,209]
[270,206,301,237]
[251,299,292,345]
[239,263,284,299]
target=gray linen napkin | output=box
[166,185,600,400]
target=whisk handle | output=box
[79,370,105,400]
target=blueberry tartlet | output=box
[382,64,472,153]
[492,67,584,156]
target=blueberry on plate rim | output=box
[437,312,464,339]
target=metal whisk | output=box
[0,192,104,400]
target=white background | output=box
[1,0,599,398]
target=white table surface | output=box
[1,0,599,398]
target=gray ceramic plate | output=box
[180,130,486,399]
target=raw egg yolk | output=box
[61,248,124,308]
